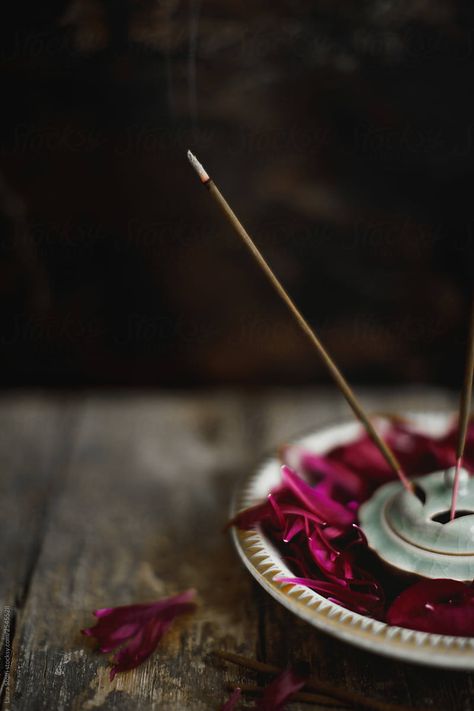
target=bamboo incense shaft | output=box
[187,151,413,493]
[226,683,346,708]
[450,296,474,519]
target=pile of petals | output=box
[230,419,474,635]
[220,669,306,710]
[82,589,196,679]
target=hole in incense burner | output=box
[414,484,426,504]
[431,510,474,524]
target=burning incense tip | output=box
[187,150,210,183]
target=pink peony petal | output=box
[387,579,474,635]
[282,444,366,499]
[281,466,355,526]
[82,590,197,678]
[219,688,242,710]
[109,616,174,680]
[268,493,286,529]
[283,517,305,543]
[327,434,394,485]
[227,500,277,530]
[278,505,326,525]
[255,668,306,710]
[307,528,361,586]
[276,576,384,617]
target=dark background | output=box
[0,0,473,389]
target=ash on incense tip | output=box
[187,150,209,183]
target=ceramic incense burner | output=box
[359,467,474,581]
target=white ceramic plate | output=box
[231,412,474,670]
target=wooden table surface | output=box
[1,388,473,711]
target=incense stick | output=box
[215,651,428,711]
[225,683,346,708]
[450,296,474,520]
[188,150,413,493]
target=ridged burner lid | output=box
[359,468,474,581]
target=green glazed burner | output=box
[359,467,474,581]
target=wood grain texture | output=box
[1,388,473,710]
